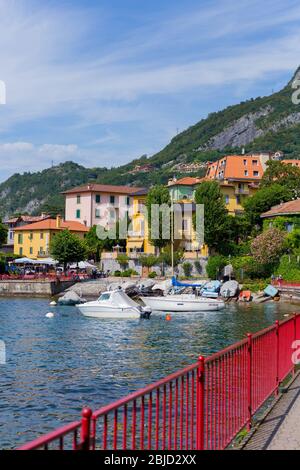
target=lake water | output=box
[0,297,298,449]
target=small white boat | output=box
[76,290,152,319]
[140,294,225,312]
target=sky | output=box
[0,0,300,182]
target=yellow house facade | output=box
[14,216,89,259]
[126,189,155,256]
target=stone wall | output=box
[0,280,75,296]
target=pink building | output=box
[63,183,144,228]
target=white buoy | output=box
[49,301,57,306]
[45,312,55,318]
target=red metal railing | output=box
[19,314,300,451]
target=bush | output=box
[122,269,139,277]
[242,280,269,292]
[251,228,286,265]
[182,262,193,278]
[117,254,130,270]
[139,255,159,268]
[206,255,227,280]
[275,255,300,281]
[114,270,122,277]
[148,271,157,279]
[232,255,274,280]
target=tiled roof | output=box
[282,159,300,167]
[261,199,300,218]
[168,177,205,186]
[6,214,50,224]
[130,188,148,196]
[15,219,89,232]
[62,184,144,195]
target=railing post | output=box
[247,334,252,431]
[293,314,297,376]
[275,320,280,396]
[196,356,205,450]
[80,407,92,450]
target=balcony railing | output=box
[235,188,249,195]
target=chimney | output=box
[56,214,62,229]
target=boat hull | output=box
[76,303,141,319]
[140,296,225,312]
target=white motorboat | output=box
[140,294,225,313]
[76,290,152,319]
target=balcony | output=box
[235,188,249,195]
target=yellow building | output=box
[14,215,89,259]
[167,178,209,258]
[126,189,155,256]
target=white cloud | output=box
[0,0,299,180]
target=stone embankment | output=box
[0,280,75,296]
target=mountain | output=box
[1,68,300,217]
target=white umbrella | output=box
[14,258,36,264]
[70,261,95,269]
[34,258,58,265]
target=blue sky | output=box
[0,0,300,182]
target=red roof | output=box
[15,219,89,232]
[63,183,144,195]
[261,199,300,218]
[168,177,205,186]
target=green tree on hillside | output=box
[146,186,171,251]
[50,230,87,271]
[243,184,290,227]
[261,160,300,197]
[0,219,7,247]
[194,181,228,252]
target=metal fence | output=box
[19,314,300,450]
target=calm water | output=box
[0,297,298,448]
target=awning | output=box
[127,240,144,250]
[14,258,36,264]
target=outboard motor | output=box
[139,306,152,319]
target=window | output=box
[252,160,258,166]
[29,232,33,241]
[95,194,101,204]
[253,171,259,177]
[225,195,230,205]
[126,196,130,206]
[99,293,111,301]
[243,159,247,166]
[95,209,100,219]
[286,223,294,233]
[18,234,23,244]
[30,247,33,255]
[40,232,44,239]
[236,195,241,205]
[110,195,115,205]
[244,170,248,176]
[109,209,116,221]
[76,209,81,219]
[182,219,188,231]
[19,247,23,256]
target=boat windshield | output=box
[99,293,111,301]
